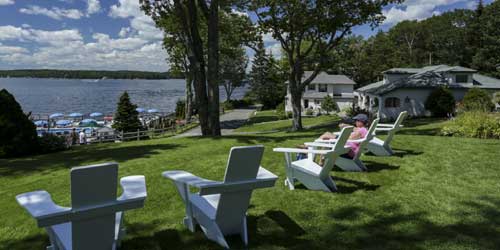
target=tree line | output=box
[0,69,183,79]
[324,0,500,87]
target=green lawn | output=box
[235,111,340,132]
[1,117,500,249]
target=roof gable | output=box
[303,71,356,85]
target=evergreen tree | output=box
[249,41,285,109]
[425,87,456,117]
[0,89,39,158]
[112,92,142,132]
[321,95,337,114]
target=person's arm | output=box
[319,132,337,140]
[349,128,364,140]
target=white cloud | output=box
[19,5,84,20]
[109,0,142,18]
[86,0,101,15]
[382,0,471,25]
[109,0,163,41]
[0,25,168,71]
[0,0,14,6]
[0,43,28,54]
[118,27,131,38]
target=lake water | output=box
[0,78,246,116]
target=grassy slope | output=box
[1,118,500,249]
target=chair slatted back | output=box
[354,118,379,160]
[385,111,407,145]
[70,163,118,250]
[320,126,353,178]
[215,146,264,234]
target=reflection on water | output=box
[0,78,246,115]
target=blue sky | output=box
[0,0,491,71]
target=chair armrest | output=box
[118,175,147,201]
[16,191,71,227]
[375,127,393,132]
[257,166,279,181]
[377,123,395,127]
[162,170,221,188]
[273,147,332,155]
[199,167,278,195]
[315,138,338,143]
[304,142,336,148]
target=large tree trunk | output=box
[206,0,221,136]
[186,0,210,135]
[185,72,193,121]
[289,77,303,131]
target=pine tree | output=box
[112,92,142,132]
[0,89,39,158]
[249,41,285,109]
[321,95,338,114]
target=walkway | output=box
[175,108,256,137]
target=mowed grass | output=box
[1,117,500,249]
[235,110,340,132]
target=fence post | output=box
[137,129,140,141]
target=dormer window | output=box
[456,74,469,83]
[308,84,316,91]
[318,84,327,92]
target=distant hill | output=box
[0,69,184,80]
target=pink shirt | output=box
[346,127,368,158]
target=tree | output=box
[462,88,495,112]
[425,87,456,117]
[249,0,399,130]
[113,92,142,132]
[0,89,39,158]
[220,46,248,101]
[472,0,500,78]
[249,41,286,109]
[321,95,337,114]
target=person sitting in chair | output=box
[319,114,369,159]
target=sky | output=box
[0,0,492,72]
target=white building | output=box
[285,71,356,113]
[355,65,500,120]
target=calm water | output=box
[0,78,245,116]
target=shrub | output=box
[462,88,495,112]
[0,89,39,158]
[276,102,288,120]
[345,106,369,118]
[222,101,234,111]
[305,108,314,116]
[441,111,500,139]
[494,92,500,105]
[322,95,338,114]
[38,134,68,154]
[175,99,186,119]
[113,92,142,132]
[425,87,455,117]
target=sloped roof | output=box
[302,71,356,85]
[356,80,384,92]
[383,65,477,74]
[473,73,500,89]
[358,71,466,95]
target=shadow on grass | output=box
[334,176,380,194]
[3,197,500,249]
[0,143,181,176]
[364,161,400,172]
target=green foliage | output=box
[425,87,456,117]
[472,0,500,78]
[321,95,337,114]
[462,88,495,112]
[0,89,39,158]
[442,111,500,139]
[220,46,248,101]
[305,108,314,116]
[112,92,142,132]
[495,92,500,105]
[38,134,68,154]
[0,69,171,79]
[249,41,286,109]
[275,102,291,120]
[175,99,186,120]
[345,106,370,118]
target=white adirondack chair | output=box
[367,111,408,156]
[273,126,353,192]
[16,163,147,250]
[163,145,278,249]
[311,118,380,172]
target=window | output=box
[308,84,316,91]
[304,99,309,108]
[385,97,401,108]
[456,74,468,83]
[318,84,327,92]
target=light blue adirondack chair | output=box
[16,163,147,250]
[311,118,380,171]
[367,111,408,156]
[273,126,353,192]
[163,145,278,249]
